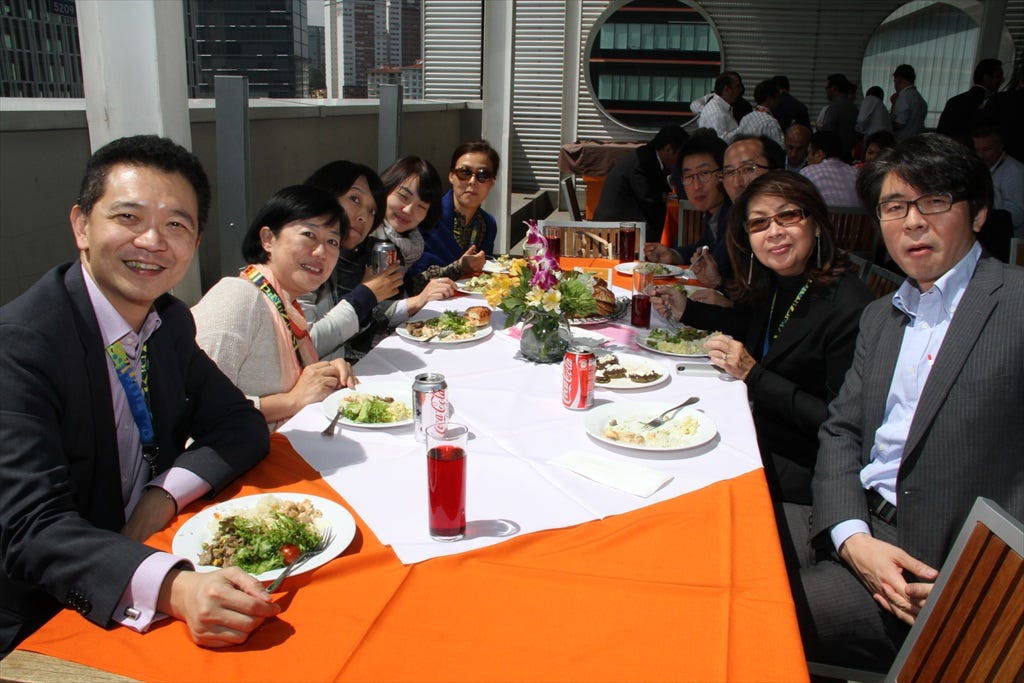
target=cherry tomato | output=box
[280,543,301,565]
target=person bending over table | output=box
[302,161,403,361]
[651,171,873,504]
[645,133,733,286]
[192,186,357,430]
[0,135,274,654]
[406,140,500,288]
[782,133,1024,671]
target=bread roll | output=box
[465,306,492,327]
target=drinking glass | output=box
[545,230,562,260]
[426,423,468,541]
[631,267,654,328]
[617,223,637,262]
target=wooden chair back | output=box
[848,253,870,279]
[537,220,645,260]
[677,200,705,248]
[829,206,877,258]
[1011,237,1024,267]
[888,497,1024,682]
[864,264,903,299]
[560,176,583,221]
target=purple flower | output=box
[530,264,558,289]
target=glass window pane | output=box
[627,24,640,50]
[655,24,668,50]
[696,26,708,51]
[682,24,695,50]
[641,24,654,50]
[668,24,681,50]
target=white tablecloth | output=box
[280,295,761,564]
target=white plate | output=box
[396,323,493,345]
[455,281,485,297]
[482,260,509,274]
[584,401,717,452]
[320,381,414,428]
[172,493,356,582]
[613,262,685,278]
[561,326,610,348]
[635,329,712,358]
[594,352,670,390]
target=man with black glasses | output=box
[645,134,732,283]
[782,133,1024,670]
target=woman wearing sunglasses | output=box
[407,141,500,288]
[651,171,872,504]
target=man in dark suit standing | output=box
[593,125,688,243]
[783,133,1024,669]
[0,136,277,654]
[936,58,1004,145]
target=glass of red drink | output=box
[631,267,654,328]
[426,423,468,541]
[545,231,562,260]
[617,223,637,262]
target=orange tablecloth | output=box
[18,435,807,682]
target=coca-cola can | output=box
[413,372,448,442]
[372,240,399,274]
[562,347,595,410]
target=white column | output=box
[481,0,515,254]
[76,0,200,302]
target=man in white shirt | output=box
[799,131,861,206]
[972,125,1024,238]
[783,133,1024,670]
[725,79,784,146]
[696,72,741,140]
[890,64,928,141]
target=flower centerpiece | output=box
[484,220,599,363]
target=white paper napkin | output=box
[549,450,674,498]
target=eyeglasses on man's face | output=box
[721,163,770,182]
[681,169,721,186]
[453,166,494,183]
[745,208,807,233]
[875,192,960,221]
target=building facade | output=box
[325,0,421,99]
[1,0,82,97]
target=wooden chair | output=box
[887,497,1023,682]
[864,263,903,299]
[560,176,583,221]
[676,200,704,248]
[829,206,878,260]
[537,220,645,259]
[1010,237,1024,267]
[808,497,1023,683]
[848,253,870,279]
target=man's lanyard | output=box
[241,264,310,366]
[106,341,158,478]
[762,280,811,358]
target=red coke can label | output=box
[413,372,448,442]
[562,347,595,410]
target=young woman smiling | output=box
[651,171,873,503]
[192,186,357,430]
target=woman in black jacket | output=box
[652,171,873,503]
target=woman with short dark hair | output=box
[193,185,358,429]
[652,171,873,503]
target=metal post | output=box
[214,75,251,280]
[378,84,403,169]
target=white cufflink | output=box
[124,606,141,620]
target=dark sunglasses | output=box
[453,166,494,183]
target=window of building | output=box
[860,1,1016,128]
[585,0,722,131]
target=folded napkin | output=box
[549,450,674,497]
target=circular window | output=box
[584,0,723,132]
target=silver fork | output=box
[266,527,335,592]
[421,328,454,343]
[641,396,699,431]
[321,407,344,436]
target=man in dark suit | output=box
[936,58,1004,145]
[593,124,688,243]
[772,75,811,130]
[783,133,1024,669]
[0,136,278,654]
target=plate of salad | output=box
[172,493,356,582]
[320,382,414,429]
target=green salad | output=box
[199,498,323,574]
[340,394,412,424]
[435,310,473,334]
[646,327,715,355]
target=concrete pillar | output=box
[76,0,201,303]
[481,0,515,254]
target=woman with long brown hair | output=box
[652,171,872,503]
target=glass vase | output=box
[519,314,568,364]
